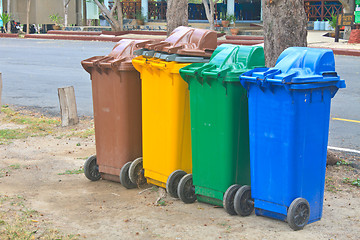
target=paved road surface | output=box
[0,38,359,150]
[0,38,114,116]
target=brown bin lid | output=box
[136,26,217,58]
[82,39,152,73]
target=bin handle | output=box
[167,45,184,54]
[146,42,170,50]
[151,62,167,70]
[98,57,126,69]
[135,40,154,48]
[201,66,230,78]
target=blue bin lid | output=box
[241,47,344,85]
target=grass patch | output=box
[343,178,360,187]
[0,164,21,178]
[325,177,341,192]
[336,160,350,166]
[0,194,79,240]
[0,106,95,144]
[57,168,84,175]
[0,106,61,144]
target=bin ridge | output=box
[241,47,345,88]
[181,45,265,82]
[141,26,217,58]
[274,47,337,81]
[81,39,151,73]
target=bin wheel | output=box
[178,174,196,204]
[166,170,187,198]
[234,185,254,216]
[84,155,101,181]
[119,162,137,189]
[129,157,146,186]
[287,198,310,231]
[223,184,241,215]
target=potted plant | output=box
[135,10,145,25]
[0,13,11,33]
[327,13,337,30]
[230,28,240,35]
[222,14,235,28]
[49,13,63,30]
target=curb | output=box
[1,33,360,56]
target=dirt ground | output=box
[0,108,359,240]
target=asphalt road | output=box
[0,38,359,150]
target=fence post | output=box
[0,73,2,113]
[58,86,79,127]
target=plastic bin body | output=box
[180,45,265,206]
[132,56,192,188]
[240,47,345,224]
[81,39,144,182]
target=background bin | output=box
[238,47,346,230]
[178,45,265,213]
[130,27,217,198]
[81,39,147,189]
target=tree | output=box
[166,0,188,36]
[202,0,218,30]
[83,0,87,26]
[338,0,356,40]
[92,0,123,31]
[262,0,307,67]
[0,13,11,33]
[26,0,31,34]
[63,0,71,27]
[7,0,10,33]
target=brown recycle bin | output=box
[136,26,217,58]
[81,39,151,189]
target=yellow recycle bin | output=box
[131,56,192,198]
[128,26,217,198]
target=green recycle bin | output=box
[178,44,265,215]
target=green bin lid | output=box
[180,44,265,82]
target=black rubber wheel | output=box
[84,155,101,181]
[287,198,310,231]
[119,161,137,189]
[234,185,254,216]
[178,174,196,204]
[223,184,241,215]
[128,157,146,186]
[166,170,187,198]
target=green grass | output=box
[0,164,21,178]
[0,106,61,144]
[57,168,84,175]
[0,194,80,240]
[336,160,350,166]
[0,106,95,144]
[343,178,360,187]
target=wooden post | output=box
[58,86,79,127]
[0,73,2,113]
[335,26,340,42]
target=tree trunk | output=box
[166,0,188,36]
[7,0,10,33]
[262,0,307,67]
[339,0,355,40]
[64,0,71,27]
[83,0,87,26]
[203,0,218,30]
[26,0,31,34]
[116,0,123,31]
[93,0,122,31]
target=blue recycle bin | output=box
[238,47,345,230]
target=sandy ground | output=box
[0,111,359,240]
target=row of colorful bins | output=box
[81,26,345,231]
